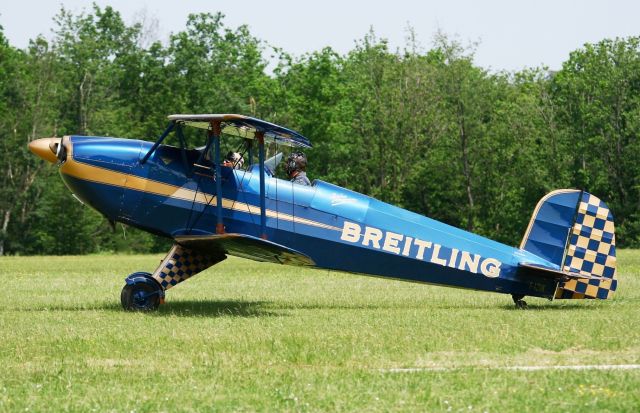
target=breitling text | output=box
[340,221,501,278]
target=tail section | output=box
[521,190,618,299]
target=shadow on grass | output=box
[150,299,606,315]
[9,299,279,318]
[8,299,428,314]
[157,299,279,318]
[272,302,409,311]
[8,297,607,315]
[500,302,606,311]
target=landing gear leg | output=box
[512,294,527,309]
[120,243,226,311]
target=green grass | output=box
[1,251,639,412]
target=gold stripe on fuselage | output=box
[59,146,340,232]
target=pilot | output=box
[285,151,311,186]
[223,151,244,169]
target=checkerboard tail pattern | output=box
[555,192,618,299]
[152,244,226,290]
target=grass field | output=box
[1,251,639,412]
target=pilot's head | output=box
[223,151,244,169]
[285,152,307,177]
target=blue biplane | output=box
[29,114,618,310]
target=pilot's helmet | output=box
[224,151,244,169]
[285,151,307,175]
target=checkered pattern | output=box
[555,193,618,299]
[152,244,224,290]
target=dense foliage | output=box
[1,5,639,255]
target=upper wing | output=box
[167,114,312,148]
[175,233,315,267]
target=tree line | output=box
[1,5,639,255]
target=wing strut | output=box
[247,138,254,165]
[210,121,225,234]
[257,131,267,239]
[175,124,190,176]
[141,121,175,164]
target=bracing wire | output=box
[231,139,258,230]
[274,141,279,231]
[187,130,218,231]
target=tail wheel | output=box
[121,272,164,311]
[512,294,528,309]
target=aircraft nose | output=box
[28,137,61,163]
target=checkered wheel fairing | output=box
[152,244,226,290]
[555,193,618,299]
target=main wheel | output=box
[121,272,163,311]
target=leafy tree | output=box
[552,37,640,245]
[166,13,269,114]
[0,29,64,255]
[51,4,143,136]
[2,6,640,255]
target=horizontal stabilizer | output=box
[175,233,315,266]
[518,263,610,282]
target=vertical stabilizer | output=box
[520,190,618,299]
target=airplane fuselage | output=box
[60,136,560,299]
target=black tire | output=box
[121,278,161,311]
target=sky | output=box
[1,0,638,72]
